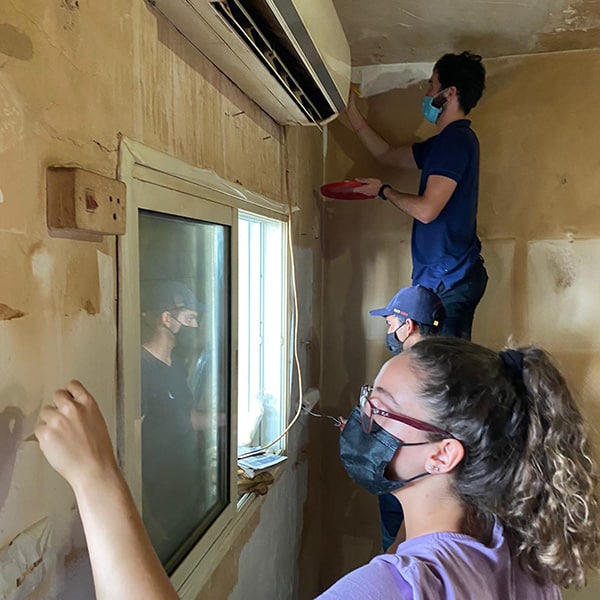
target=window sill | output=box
[176,462,287,599]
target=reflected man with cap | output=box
[369,285,445,552]
[140,280,206,566]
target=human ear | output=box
[427,438,464,474]
[405,319,417,337]
[446,86,459,101]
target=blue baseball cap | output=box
[141,280,203,313]
[369,285,443,327]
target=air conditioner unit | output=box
[151,0,351,125]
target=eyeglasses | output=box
[359,384,454,438]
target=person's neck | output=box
[403,332,424,351]
[436,106,466,133]
[143,334,175,366]
[396,482,467,541]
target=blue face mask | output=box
[385,321,405,355]
[421,89,448,124]
[339,407,430,495]
[386,332,403,355]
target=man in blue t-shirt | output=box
[347,51,488,339]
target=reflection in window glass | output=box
[138,210,230,573]
[238,213,287,452]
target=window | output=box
[138,211,230,573]
[237,212,288,453]
[118,139,291,597]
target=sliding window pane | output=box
[138,209,230,573]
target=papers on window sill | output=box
[237,452,288,479]
[237,445,264,459]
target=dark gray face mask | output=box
[339,406,430,495]
[173,322,198,356]
[386,331,403,355]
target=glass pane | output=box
[237,213,286,452]
[138,209,230,574]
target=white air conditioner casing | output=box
[151,0,351,125]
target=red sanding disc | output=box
[320,180,375,200]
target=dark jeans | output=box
[378,493,404,551]
[378,260,487,551]
[435,257,488,340]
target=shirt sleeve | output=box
[412,137,434,170]
[425,129,473,183]
[314,560,413,600]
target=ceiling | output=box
[332,0,600,66]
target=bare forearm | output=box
[346,102,391,158]
[74,470,178,600]
[385,188,431,223]
[381,175,456,223]
[346,98,416,169]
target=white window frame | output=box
[118,138,290,597]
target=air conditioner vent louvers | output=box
[151,0,350,125]
[211,0,336,123]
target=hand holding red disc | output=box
[320,180,376,200]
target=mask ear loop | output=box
[432,88,450,109]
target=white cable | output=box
[252,201,303,452]
[249,128,304,454]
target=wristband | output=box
[378,184,392,200]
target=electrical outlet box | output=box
[47,166,126,236]
[301,387,320,411]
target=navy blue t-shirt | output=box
[411,119,481,289]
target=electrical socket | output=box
[301,387,320,412]
[47,166,126,237]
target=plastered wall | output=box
[0,1,323,598]
[313,48,600,597]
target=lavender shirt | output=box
[316,520,561,599]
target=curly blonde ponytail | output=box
[500,347,600,588]
[408,338,600,589]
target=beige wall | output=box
[315,48,600,597]
[0,1,322,598]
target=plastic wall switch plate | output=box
[47,166,126,237]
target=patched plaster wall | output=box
[314,48,600,599]
[333,0,600,65]
[0,1,322,598]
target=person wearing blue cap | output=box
[368,284,446,552]
[139,280,207,565]
[370,285,445,357]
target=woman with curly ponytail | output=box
[320,337,600,599]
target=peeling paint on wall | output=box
[30,246,54,301]
[0,509,81,600]
[335,0,600,65]
[529,239,600,350]
[548,245,579,291]
[0,518,50,600]
[0,24,33,61]
[352,62,432,97]
[0,75,24,154]
[0,304,25,321]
